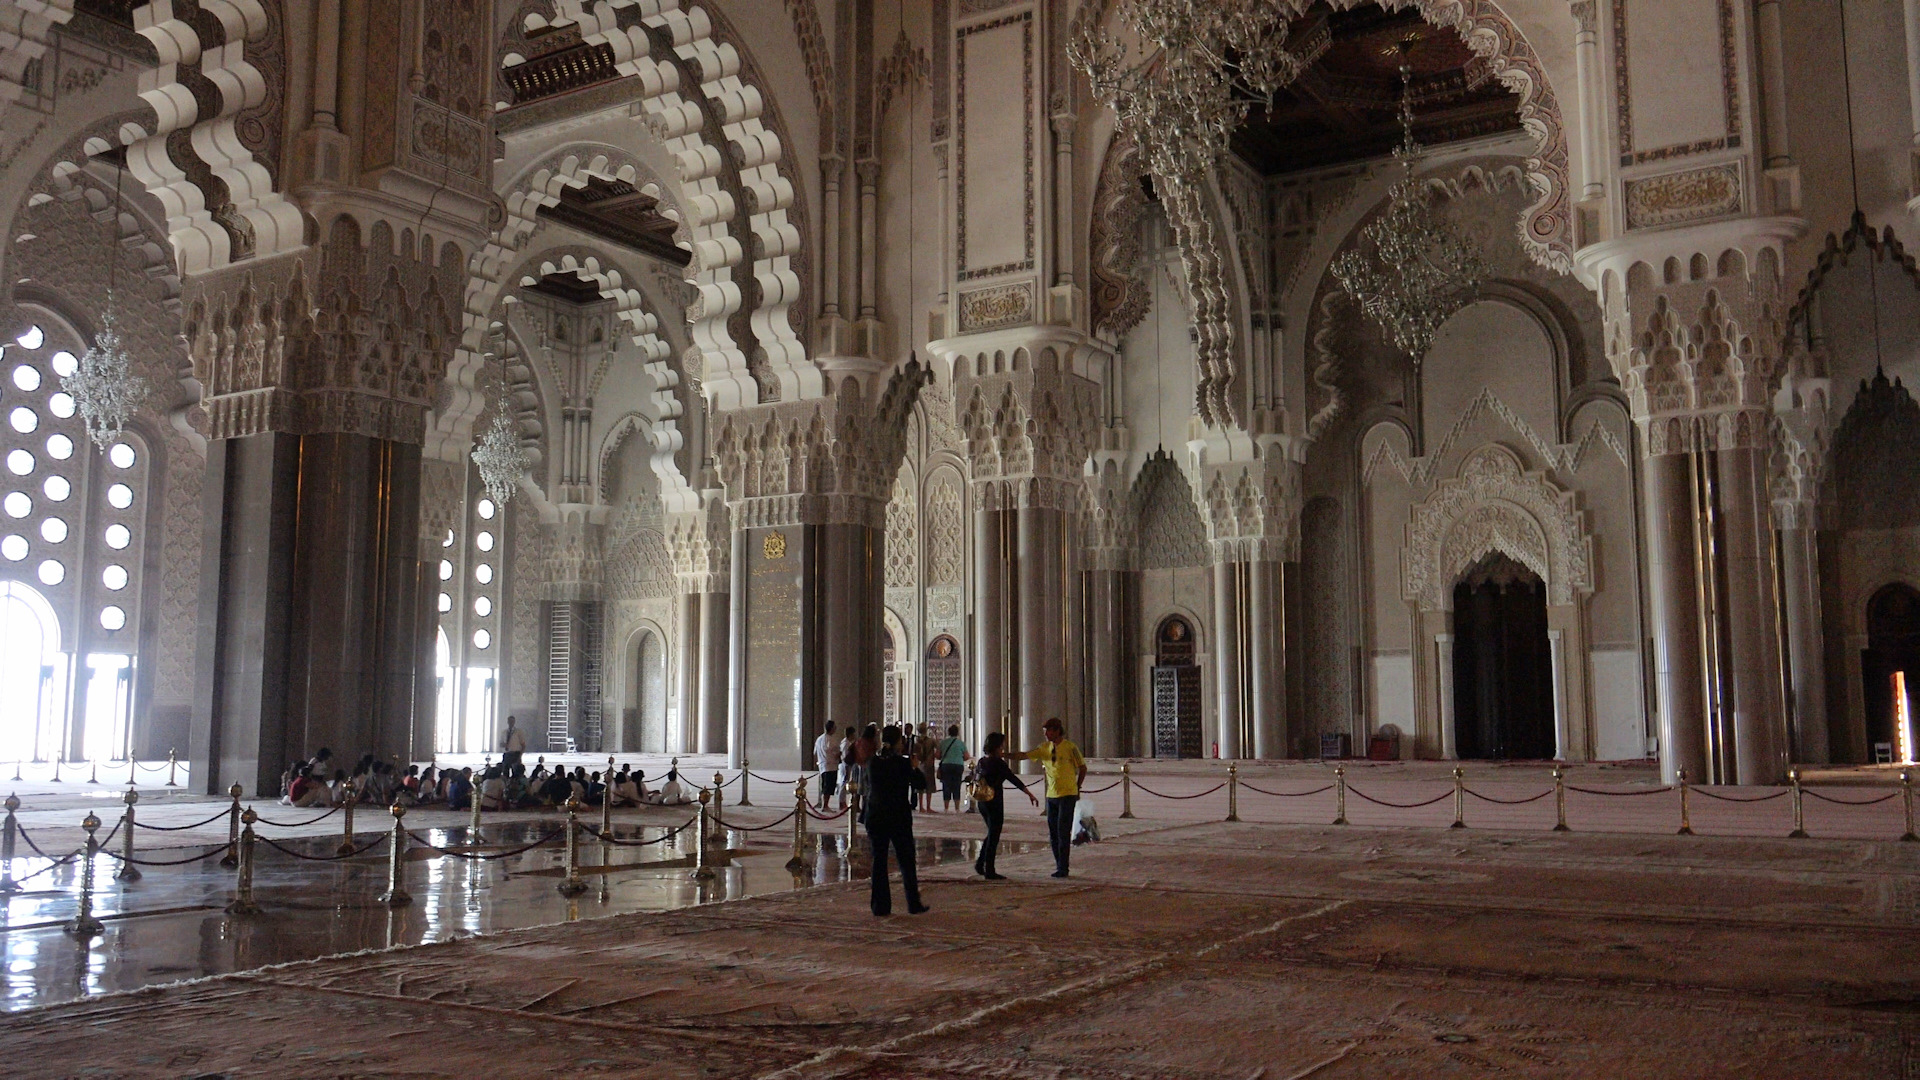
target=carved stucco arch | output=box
[1402,443,1592,611]
[549,0,809,412]
[125,0,303,274]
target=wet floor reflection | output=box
[0,822,1034,1011]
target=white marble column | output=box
[1248,560,1284,759]
[973,505,1006,751]
[1436,632,1457,761]
[1779,522,1830,763]
[1548,628,1569,762]
[674,592,700,753]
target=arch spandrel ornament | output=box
[1402,443,1592,611]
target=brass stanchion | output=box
[225,807,260,915]
[0,793,19,893]
[1225,761,1240,822]
[690,788,716,881]
[557,797,587,897]
[468,769,483,839]
[1333,766,1348,826]
[9,759,18,782]
[50,752,62,783]
[1450,767,1466,829]
[711,771,725,835]
[1676,769,1694,836]
[87,758,98,784]
[739,759,753,807]
[378,803,412,906]
[337,777,358,856]
[1551,767,1569,833]
[1901,770,1916,843]
[114,786,141,882]
[846,788,860,847]
[166,747,179,787]
[220,783,242,867]
[67,812,104,936]
[1119,762,1134,819]
[786,779,809,871]
[602,756,617,838]
[1787,767,1809,839]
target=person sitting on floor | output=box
[480,765,508,810]
[328,768,351,806]
[447,767,475,811]
[611,768,643,807]
[505,764,530,809]
[417,766,439,804]
[569,767,589,804]
[585,770,607,807]
[288,768,330,808]
[646,769,692,805]
[540,767,573,807]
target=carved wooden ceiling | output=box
[535,175,691,267]
[1230,4,1522,176]
[524,271,609,306]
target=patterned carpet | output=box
[7,821,1918,1078]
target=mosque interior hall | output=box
[0,0,1919,1075]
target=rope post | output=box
[600,758,614,840]
[220,783,242,867]
[224,807,261,915]
[1551,767,1569,833]
[1787,767,1809,839]
[1902,770,1916,843]
[1225,761,1240,822]
[1118,762,1134,819]
[378,803,412,906]
[9,759,17,782]
[68,812,104,936]
[690,788,716,881]
[468,770,483,839]
[0,793,19,894]
[738,759,753,807]
[1676,769,1694,836]
[1450,767,1467,829]
[557,797,587,897]
[847,787,860,847]
[1333,766,1348,826]
[786,778,809,871]
[114,786,141,882]
[50,752,62,783]
[337,777,358,856]
[166,747,179,787]
[87,757,98,784]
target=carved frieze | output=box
[1625,164,1743,229]
[1402,444,1593,611]
[957,280,1034,333]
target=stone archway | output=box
[1402,444,1594,760]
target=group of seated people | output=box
[278,748,696,813]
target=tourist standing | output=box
[936,725,969,812]
[972,731,1035,879]
[1008,718,1086,878]
[813,721,841,810]
[501,716,527,768]
[914,724,939,812]
[863,724,929,916]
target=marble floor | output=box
[1,798,1916,1078]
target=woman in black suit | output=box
[973,731,1037,879]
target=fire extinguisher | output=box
[1211,740,1220,759]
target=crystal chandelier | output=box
[472,404,531,507]
[66,165,148,449]
[1070,0,1327,187]
[1329,37,1491,361]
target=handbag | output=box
[970,778,995,802]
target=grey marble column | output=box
[1086,568,1136,758]
[1213,560,1243,759]
[821,522,884,745]
[1017,506,1065,757]
[1718,446,1788,783]
[973,506,1006,748]
[698,590,729,757]
[1249,560,1284,759]
[1643,452,1708,785]
[1779,524,1830,763]
[674,592,700,753]
[726,529,747,766]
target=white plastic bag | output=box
[1072,798,1101,844]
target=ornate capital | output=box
[669,494,732,593]
[940,330,1101,489]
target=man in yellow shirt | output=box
[1009,717,1086,878]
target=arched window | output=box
[0,321,153,762]
[434,626,457,754]
[0,580,63,764]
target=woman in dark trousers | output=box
[973,731,1037,879]
[864,724,930,916]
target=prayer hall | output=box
[0,0,1917,1075]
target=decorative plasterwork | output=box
[949,341,1101,511]
[783,0,832,133]
[667,492,729,593]
[713,361,929,529]
[1612,0,1741,166]
[0,1,75,124]
[1362,388,1631,488]
[182,214,464,444]
[1089,129,1150,341]
[1402,443,1593,611]
[124,0,304,273]
[956,279,1034,333]
[538,1,811,412]
[1196,442,1302,563]
[1624,163,1743,230]
[1136,450,1211,570]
